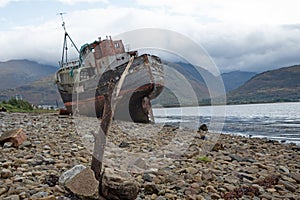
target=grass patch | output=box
[196,156,212,162]
[1,98,55,113]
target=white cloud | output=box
[0,7,208,65]
[1,2,300,72]
[136,0,300,25]
[0,0,21,7]
[0,20,62,64]
[0,0,9,7]
[200,24,300,72]
[208,0,300,25]
[58,0,108,4]
[0,0,108,7]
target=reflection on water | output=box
[153,102,300,145]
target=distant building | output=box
[37,105,58,110]
[15,94,23,100]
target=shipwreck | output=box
[55,20,164,123]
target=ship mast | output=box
[58,12,80,67]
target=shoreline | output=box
[0,112,299,199]
[152,100,300,108]
[153,101,300,146]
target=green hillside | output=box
[0,75,62,106]
[0,59,57,90]
[228,65,300,104]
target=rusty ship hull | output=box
[55,29,164,123]
[57,54,164,123]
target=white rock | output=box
[279,166,290,174]
[59,164,86,186]
[30,191,48,199]
[43,145,51,150]
[3,142,13,148]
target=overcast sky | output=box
[0,0,300,72]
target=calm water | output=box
[153,102,300,145]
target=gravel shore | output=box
[0,112,299,200]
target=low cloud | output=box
[201,25,300,72]
[0,5,300,73]
[0,0,108,7]
[57,0,108,5]
[0,0,19,7]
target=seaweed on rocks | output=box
[254,175,280,188]
[44,174,59,187]
[223,186,259,200]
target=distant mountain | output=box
[153,61,224,106]
[0,59,57,90]
[221,71,256,92]
[228,65,300,103]
[0,75,63,106]
[7,60,298,107]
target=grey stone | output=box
[30,191,48,199]
[57,197,72,200]
[119,141,130,148]
[1,168,12,178]
[238,172,255,181]
[101,168,140,200]
[59,164,86,185]
[211,193,221,199]
[290,172,300,183]
[144,183,159,195]
[184,188,197,196]
[39,196,56,200]
[164,193,177,199]
[229,154,244,162]
[19,192,28,199]
[156,196,166,200]
[3,195,20,200]
[142,173,153,182]
[185,167,198,174]
[291,146,300,151]
[0,187,7,195]
[165,174,177,183]
[260,193,273,200]
[278,180,297,192]
[43,157,55,165]
[19,141,32,148]
[43,145,51,150]
[254,162,269,170]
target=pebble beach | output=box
[0,112,300,200]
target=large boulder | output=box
[101,168,140,200]
[65,167,99,200]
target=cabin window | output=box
[80,70,89,80]
[114,42,120,48]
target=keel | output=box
[129,95,154,123]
